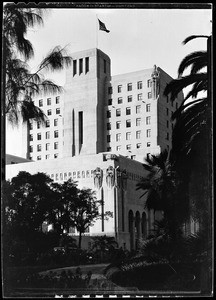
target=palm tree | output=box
[163,35,211,163]
[163,35,212,293]
[137,150,189,239]
[163,35,212,231]
[2,4,72,179]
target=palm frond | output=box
[172,98,206,120]
[39,46,72,72]
[21,100,47,123]
[164,73,207,101]
[178,51,207,77]
[37,80,63,95]
[184,81,207,102]
[182,35,209,45]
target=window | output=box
[147,142,151,147]
[39,99,43,107]
[37,144,42,152]
[166,120,169,128]
[118,85,122,93]
[136,143,141,149]
[29,122,33,130]
[29,134,33,141]
[56,108,60,114]
[107,135,111,143]
[131,155,136,160]
[107,110,111,118]
[148,92,152,99]
[147,129,151,138]
[137,93,142,101]
[54,153,58,158]
[116,109,121,117]
[126,144,131,151]
[116,146,121,151]
[116,133,121,142]
[108,87,113,94]
[107,147,111,152]
[166,108,169,116]
[54,119,58,126]
[47,98,51,105]
[73,60,77,76]
[46,154,50,159]
[37,122,41,129]
[37,156,41,160]
[146,116,151,125]
[54,130,59,138]
[126,119,131,128]
[136,105,141,114]
[37,133,41,140]
[118,97,123,104]
[116,121,121,129]
[56,96,60,104]
[137,81,142,89]
[104,59,107,73]
[136,131,141,139]
[136,118,141,126]
[127,83,132,91]
[126,107,131,115]
[85,57,89,73]
[147,79,152,87]
[29,145,33,152]
[128,95,132,102]
[108,99,112,106]
[79,58,83,74]
[54,142,58,150]
[126,132,131,140]
[107,123,111,130]
[146,104,151,112]
[47,109,52,116]
[46,131,50,139]
[166,132,169,140]
[46,143,50,151]
[46,120,50,127]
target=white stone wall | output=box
[6,153,154,250]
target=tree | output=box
[163,35,212,293]
[2,3,72,180]
[70,188,105,249]
[163,35,212,230]
[47,179,79,235]
[137,150,189,239]
[3,171,54,236]
[46,179,113,249]
[3,3,72,124]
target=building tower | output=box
[63,48,111,157]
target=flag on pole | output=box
[98,18,110,33]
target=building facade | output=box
[6,48,187,250]
[21,48,183,163]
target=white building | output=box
[6,48,186,250]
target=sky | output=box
[6,4,212,156]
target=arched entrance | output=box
[141,212,147,239]
[135,211,140,250]
[128,210,134,251]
